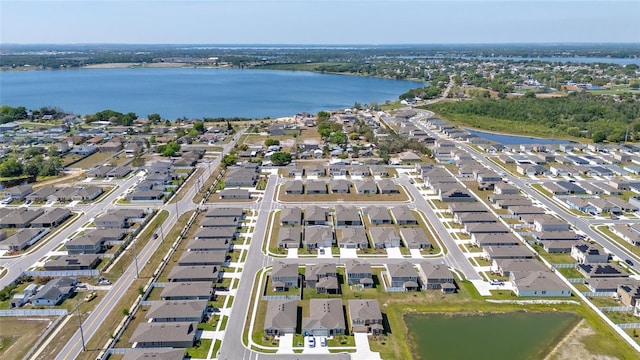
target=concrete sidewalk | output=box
[351,333,381,360]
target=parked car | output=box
[84,292,97,302]
[321,338,327,347]
[309,337,315,348]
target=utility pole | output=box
[77,300,86,352]
[133,239,140,278]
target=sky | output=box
[1,0,639,44]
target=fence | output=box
[0,309,68,316]
[567,278,585,283]
[23,270,99,277]
[600,306,634,312]
[552,263,576,269]
[262,295,301,301]
[583,291,617,297]
[618,323,640,329]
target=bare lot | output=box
[0,317,56,360]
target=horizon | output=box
[2,1,639,44]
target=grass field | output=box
[0,317,55,360]
[72,152,116,169]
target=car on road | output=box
[626,259,634,266]
[309,337,315,348]
[153,233,159,239]
[84,292,97,302]
[409,178,415,184]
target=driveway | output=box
[410,249,423,258]
[287,248,298,258]
[386,248,403,258]
[339,248,358,259]
[352,333,381,360]
[277,333,294,354]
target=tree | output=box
[188,128,199,139]
[349,132,360,140]
[0,158,23,177]
[148,113,161,123]
[592,131,607,143]
[193,121,205,134]
[24,147,42,159]
[317,111,330,121]
[24,157,42,177]
[524,90,536,98]
[264,138,280,146]
[176,128,186,138]
[330,131,347,144]
[222,154,236,168]
[149,135,157,145]
[270,152,292,166]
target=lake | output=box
[0,68,421,119]
[465,128,575,145]
[405,312,580,360]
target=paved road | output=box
[56,131,244,360]
[0,173,143,289]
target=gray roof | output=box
[348,299,382,323]
[302,299,345,331]
[418,263,453,281]
[264,300,298,331]
[280,208,302,224]
[399,227,432,247]
[130,322,196,345]
[365,206,391,223]
[146,300,207,320]
[390,206,416,223]
[278,227,302,246]
[512,271,571,292]
[387,261,418,278]
[345,260,372,275]
[160,282,214,299]
[335,205,361,222]
[338,228,368,245]
[272,262,299,278]
[167,265,220,281]
[304,206,327,222]
[205,207,244,218]
[304,226,333,245]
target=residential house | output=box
[43,254,100,270]
[177,250,227,266]
[330,179,351,194]
[129,322,197,348]
[483,246,534,261]
[385,262,420,291]
[145,300,208,322]
[577,263,627,278]
[225,168,258,187]
[418,263,455,292]
[348,299,384,335]
[160,282,214,301]
[304,206,328,225]
[306,180,327,194]
[389,206,418,225]
[510,271,572,297]
[3,185,33,201]
[571,243,609,264]
[304,226,334,249]
[219,188,251,199]
[345,260,373,288]
[284,180,304,195]
[618,285,640,306]
[365,206,392,225]
[271,262,299,291]
[334,205,362,227]
[167,265,222,282]
[0,228,46,251]
[493,259,547,277]
[377,179,399,194]
[0,208,45,228]
[31,277,77,306]
[278,227,302,249]
[399,227,432,249]
[369,227,401,249]
[338,228,369,249]
[280,208,302,226]
[306,263,339,294]
[31,208,72,228]
[353,180,378,194]
[264,300,298,336]
[302,299,346,337]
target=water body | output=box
[0,68,421,119]
[405,312,580,360]
[465,128,575,145]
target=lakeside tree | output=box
[148,113,161,123]
[156,141,180,157]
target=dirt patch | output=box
[0,317,54,360]
[545,319,619,360]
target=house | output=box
[306,180,328,194]
[264,300,298,336]
[286,166,304,178]
[278,227,302,249]
[345,260,373,288]
[472,233,521,248]
[438,187,475,202]
[369,227,401,248]
[377,179,399,194]
[225,168,257,187]
[205,207,244,219]
[577,263,627,278]
[389,206,418,225]
[306,263,339,294]
[611,224,640,246]
[330,179,351,194]
[483,246,534,261]
[31,208,72,228]
[160,282,214,301]
[43,254,100,270]
[533,217,569,232]
[465,223,510,236]
[334,205,362,227]
[539,240,583,254]
[365,206,392,225]
[304,226,334,249]
[386,262,420,291]
[31,277,77,306]
[618,285,640,306]
[493,259,547,277]
[280,208,302,226]
[399,227,432,249]
[271,262,299,291]
[178,250,227,266]
[348,299,384,335]
[72,186,103,201]
[353,179,378,194]
[200,216,240,228]
[0,208,45,228]
[185,238,232,252]
[219,188,251,199]
[337,228,369,249]
[65,229,124,254]
[145,300,208,322]
[302,299,346,337]
[129,322,197,348]
[510,271,572,297]
[284,180,304,195]
[304,206,328,225]
[3,185,33,201]
[0,228,46,251]
[571,243,609,264]
[418,263,455,291]
[94,209,145,229]
[494,183,519,195]
[167,265,222,282]
[454,212,497,225]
